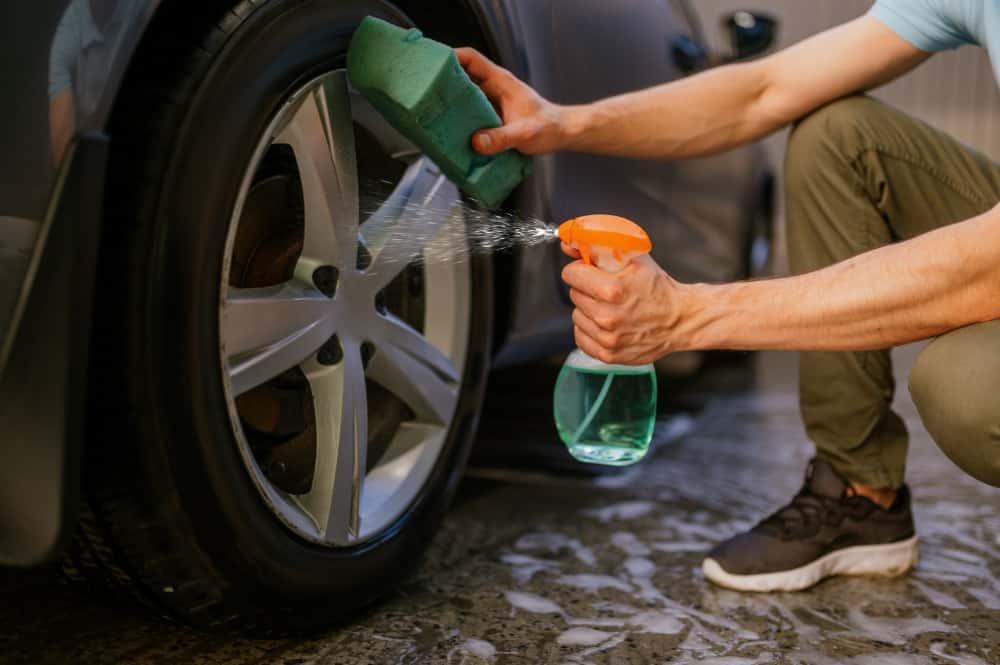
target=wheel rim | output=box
[219,70,471,546]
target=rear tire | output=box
[71,0,492,632]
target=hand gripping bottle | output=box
[553,215,657,466]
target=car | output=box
[0,0,775,631]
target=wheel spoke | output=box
[298,345,368,544]
[273,71,359,269]
[371,313,459,383]
[362,159,459,290]
[223,68,475,548]
[366,333,459,426]
[222,283,332,396]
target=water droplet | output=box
[357,179,559,270]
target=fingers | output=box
[562,261,624,304]
[456,46,512,104]
[456,47,530,155]
[455,47,500,83]
[570,289,619,331]
[572,307,619,346]
[573,326,612,363]
[561,242,581,259]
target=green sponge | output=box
[347,16,531,209]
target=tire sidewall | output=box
[137,0,491,612]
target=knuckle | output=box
[602,286,623,303]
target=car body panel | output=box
[491,0,767,365]
[1,0,158,565]
[0,0,157,365]
[0,0,770,564]
[0,134,106,566]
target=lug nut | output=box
[312,265,339,297]
[357,243,373,271]
[361,342,376,370]
[318,334,344,366]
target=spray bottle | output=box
[553,215,657,466]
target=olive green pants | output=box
[785,95,1000,489]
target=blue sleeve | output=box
[48,2,82,101]
[868,0,977,52]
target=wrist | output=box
[557,103,593,151]
[673,282,733,351]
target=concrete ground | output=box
[2,348,999,664]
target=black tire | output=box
[68,0,492,632]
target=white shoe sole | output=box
[702,535,919,592]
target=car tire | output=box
[65,0,492,632]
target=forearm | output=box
[682,210,1000,352]
[562,61,778,160]
[49,90,75,165]
[558,17,927,161]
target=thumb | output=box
[472,124,520,155]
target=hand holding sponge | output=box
[347,17,532,209]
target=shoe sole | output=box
[702,535,919,592]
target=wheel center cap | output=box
[328,266,381,339]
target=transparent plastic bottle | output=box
[554,350,657,465]
[552,215,658,466]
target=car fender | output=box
[0,0,161,566]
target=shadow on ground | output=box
[2,348,998,664]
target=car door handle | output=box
[671,34,708,74]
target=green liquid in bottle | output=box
[553,350,657,466]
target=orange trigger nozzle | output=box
[556,214,651,258]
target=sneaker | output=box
[702,457,918,592]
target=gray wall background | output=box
[692,0,1000,270]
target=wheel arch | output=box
[101,0,510,138]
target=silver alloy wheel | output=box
[219,70,471,546]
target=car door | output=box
[493,0,762,365]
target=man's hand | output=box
[455,47,569,156]
[561,254,688,365]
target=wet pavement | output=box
[3,348,1000,664]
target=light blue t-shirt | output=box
[869,0,1000,84]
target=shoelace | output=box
[757,491,844,538]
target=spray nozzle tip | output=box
[557,218,577,245]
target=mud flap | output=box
[0,133,107,566]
